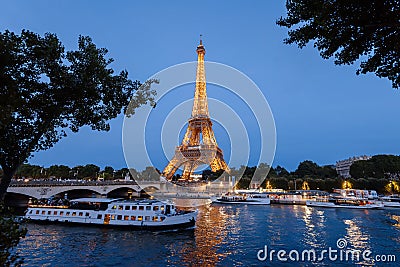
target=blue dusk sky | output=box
[1,1,399,171]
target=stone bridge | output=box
[7,180,163,199]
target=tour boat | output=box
[24,198,198,230]
[212,192,270,205]
[380,195,400,208]
[306,198,383,209]
[333,189,378,199]
[267,190,329,205]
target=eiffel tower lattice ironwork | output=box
[162,38,230,180]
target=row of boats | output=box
[212,189,400,210]
[23,189,400,230]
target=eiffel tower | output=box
[162,38,230,180]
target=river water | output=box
[17,204,400,266]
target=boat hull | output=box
[382,202,400,208]
[25,216,196,230]
[306,201,383,209]
[212,198,270,205]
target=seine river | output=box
[17,204,400,266]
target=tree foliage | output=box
[294,160,320,177]
[0,204,27,266]
[350,154,400,178]
[0,30,155,200]
[277,0,400,88]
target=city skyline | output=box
[2,1,399,171]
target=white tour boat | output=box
[24,198,198,230]
[212,192,270,205]
[333,189,378,199]
[380,195,400,208]
[306,198,383,209]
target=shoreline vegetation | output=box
[2,154,400,194]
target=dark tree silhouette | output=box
[277,0,400,88]
[0,30,155,200]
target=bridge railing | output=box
[9,179,141,187]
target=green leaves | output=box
[0,29,156,199]
[277,0,400,88]
[0,203,27,266]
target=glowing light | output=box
[342,180,352,189]
[385,181,400,193]
[265,180,273,190]
[301,181,310,190]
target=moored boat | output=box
[333,189,378,199]
[212,192,270,205]
[306,198,383,209]
[268,190,329,205]
[24,198,198,230]
[380,195,400,208]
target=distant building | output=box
[336,155,371,178]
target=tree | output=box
[15,164,43,179]
[275,165,289,177]
[48,165,71,179]
[317,166,337,178]
[115,167,130,180]
[140,167,160,181]
[0,30,155,200]
[350,154,400,178]
[80,164,100,179]
[0,204,27,266]
[277,0,400,88]
[294,160,319,178]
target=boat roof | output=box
[70,198,172,205]
[71,198,123,203]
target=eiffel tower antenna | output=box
[162,38,230,180]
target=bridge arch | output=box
[4,192,31,207]
[53,188,102,199]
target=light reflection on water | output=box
[17,205,400,266]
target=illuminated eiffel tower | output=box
[162,38,230,180]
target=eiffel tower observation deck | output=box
[162,38,230,180]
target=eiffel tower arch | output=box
[162,38,230,180]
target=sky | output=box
[1,1,399,171]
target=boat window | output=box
[66,212,70,216]
[112,205,117,209]
[132,206,137,210]
[145,216,150,221]
[146,206,151,211]
[29,210,33,214]
[72,212,76,216]
[153,206,159,211]
[124,215,129,220]
[117,215,122,220]
[47,211,51,215]
[139,206,144,211]
[54,211,58,215]
[125,206,130,210]
[60,211,64,216]
[152,216,158,222]
[118,205,123,210]
[130,216,136,221]
[160,206,165,211]
[111,215,116,220]
[97,214,102,219]
[41,211,45,215]
[160,217,165,221]
[138,216,143,221]
[36,210,39,214]
[85,212,89,217]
